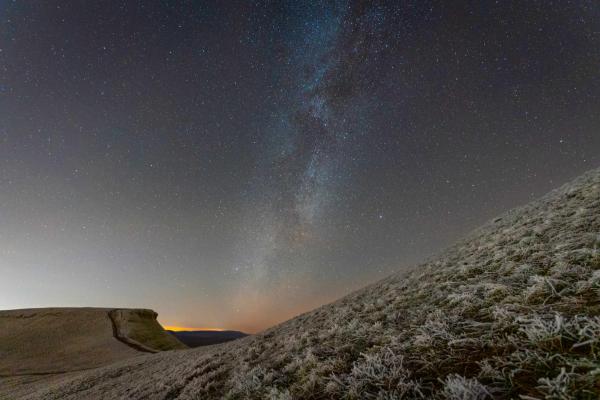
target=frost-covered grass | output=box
[27,168,600,399]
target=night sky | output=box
[1,1,599,333]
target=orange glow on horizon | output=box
[163,325,225,332]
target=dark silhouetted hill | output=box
[169,330,248,347]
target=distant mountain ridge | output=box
[168,330,248,348]
[12,167,600,399]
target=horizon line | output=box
[162,325,227,332]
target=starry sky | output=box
[1,1,599,333]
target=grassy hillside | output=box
[0,308,185,398]
[0,308,141,376]
[25,167,600,399]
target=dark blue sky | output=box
[1,1,599,332]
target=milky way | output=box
[1,1,599,332]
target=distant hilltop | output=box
[167,329,248,347]
[0,307,185,397]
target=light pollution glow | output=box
[162,325,225,332]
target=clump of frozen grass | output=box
[518,314,567,345]
[476,359,504,383]
[491,305,515,324]
[446,292,474,306]
[479,282,510,301]
[440,374,491,400]
[226,364,276,398]
[331,346,423,399]
[524,275,560,304]
[517,313,600,354]
[412,310,454,347]
[535,368,574,400]
[568,315,600,355]
[266,387,293,400]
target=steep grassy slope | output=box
[110,309,187,352]
[25,168,600,399]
